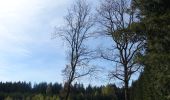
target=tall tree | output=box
[55,0,95,100]
[97,0,145,100]
[131,0,170,100]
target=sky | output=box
[0,0,107,86]
[0,0,71,83]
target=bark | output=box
[65,83,71,100]
[125,79,129,100]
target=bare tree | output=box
[54,0,95,100]
[97,0,145,100]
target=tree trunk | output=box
[65,81,71,100]
[124,64,129,100]
[125,80,129,100]
[65,67,75,100]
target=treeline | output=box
[0,82,62,95]
[0,82,124,100]
[0,82,61,100]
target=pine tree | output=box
[132,0,170,99]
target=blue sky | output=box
[0,0,72,83]
[0,0,107,86]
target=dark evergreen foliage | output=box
[130,0,170,100]
[0,82,124,100]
